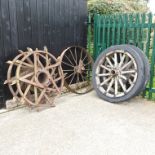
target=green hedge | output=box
[88,0,148,16]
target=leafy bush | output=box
[88,0,148,16]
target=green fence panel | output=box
[93,13,155,100]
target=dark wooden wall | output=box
[0,0,87,107]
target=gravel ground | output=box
[0,91,155,155]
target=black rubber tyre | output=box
[125,45,150,93]
[92,45,145,103]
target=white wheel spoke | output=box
[119,75,127,80]
[129,79,135,85]
[121,60,133,70]
[119,53,126,67]
[121,70,136,74]
[106,57,114,67]
[114,52,118,67]
[97,73,111,77]
[100,76,112,86]
[115,77,118,96]
[100,65,111,71]
[118,78,126,93]
[106,78,114,93]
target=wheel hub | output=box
[111,68,120,76]
[36,71,50,87]
[74,60,85,74]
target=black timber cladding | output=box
[0,0,87,107]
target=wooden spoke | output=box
[106,57,114,67]
[69,73,76,85]
[106,78,114,93]
[62,61,74,68]
[69,49,77,65]
[121,60,133,70]
[65,72,75,80]
[64,54,74,66]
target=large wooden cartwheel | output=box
[60,46,94,94]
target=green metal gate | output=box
[93,13,155,100]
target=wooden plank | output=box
[15,0,24,50]
[1,0,11,57]
[0,0,4,59]
[9,0,18,52]
[79,0,87,47]
[23,0,32,48]
[49,0,55,51]
[36,0,43,49]
[42,0,50,48]
[30,0,38,48]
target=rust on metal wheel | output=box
[15,48,64,106]
[4,49,33,101]
[60,46,94,94]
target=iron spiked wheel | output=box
[61,46,94,94]
[4,49,33,101]
[16,48,64,106]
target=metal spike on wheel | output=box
[60,46,94,94]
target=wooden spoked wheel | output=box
[16,49,64,106]
[61,46,94,94]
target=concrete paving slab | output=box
[0,91,155,155]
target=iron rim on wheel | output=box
[95,50,138,97]
[61,46,94,94]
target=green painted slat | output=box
[122,14,127,44]
[93,14,98,59]
[141,13,146,51]
[146,13,152,59]
[136,13,141,47]
[97,15,101,56]
[107,15,111,47]
[112,15,116,45]
[102,16,106,50]
[116,14,121,44]
[149,28,155,99]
